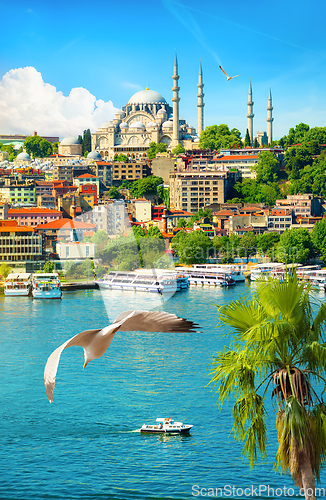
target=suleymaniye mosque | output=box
[91,54,204,158]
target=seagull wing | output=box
[231,74,241,79]
[219,65,229,78]
[44,328,102,403]
[113,310,199,333]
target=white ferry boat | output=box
[192,264,246,282]
[4,273,32,296]
[140,417,193,435]
[95,270,182,294]
[32,273,62,299]
[249,263,293,281]
[296,267,326,291]
[176,266,236,287]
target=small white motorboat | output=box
[140,417,193,434]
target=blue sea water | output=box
[1,285,326,500]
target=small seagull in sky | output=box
[219,65,241,81]
[44,310,199,403]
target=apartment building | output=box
[0,180,35,205]
[111,161,151,184]
[169,167,237,213]
[275,194,323,217]
[8,207,62,227]
[0,220,42,263]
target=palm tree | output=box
[208,276,326,500]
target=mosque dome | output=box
[60,136,79,146]
[128,89,167,104]
[129,121,145,129]
[146,121,156,129]
[115,109,124,116]
[16,152,31,161]
[87,151,102,160]
[120,122,128,129]
[162,120,173,128]
[100,121,110,129]
[157,108,166,115]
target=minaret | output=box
[247,80,254,144]
[172,52,180,147]
[267,86,274,145]
[197,61,204,136]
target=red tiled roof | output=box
[36,218,95,230]
[8,208,62,215]
[78,173,96,178]
[214,210,234,216]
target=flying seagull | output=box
[44,310,199,403]
[219,65,241,81]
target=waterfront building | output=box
[169,167,237,213]
[56,241,95,260]
[0,220,42,263]
[8,207,62,227]
[91,55,200,159]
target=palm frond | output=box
[311,303,326,342]
[300,342,326,378]
[233,391,267,467]
[218,296,266,335]
[208,348,263,405]
[256,276,306,327]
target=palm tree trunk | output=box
[300,450,316,500]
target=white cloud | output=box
[0,66,119,138]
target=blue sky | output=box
[0,0,326,139]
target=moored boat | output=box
[32,273,62,299]
[94,269,188,294]
[4,273,32,296]
[140,417,193,434]
[176,266,236,287]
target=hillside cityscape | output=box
[1,67,326,279]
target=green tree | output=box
[256,232,280,255]
[114,153,128,162]
[177,218,188,228]
[147,142,168,159]
[239,232,257,262]
[43,261,55,273]
[254,151,279,183]
[91,230,109,251]
[244,128,251,146]
[172,144,186,155]
[0,263,12,279]
[24,136,53,158]
[0,143,18,162]
[311,218,326,262]
[276,228,314,264]
[198,124,242,151]
[147,226,163,239]
[171,230,211,264]
[208,276,326,500]
[108,186,121,200]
